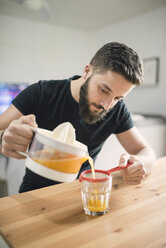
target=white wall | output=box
[1,7,166,117]
[95,123,166,171]
[93,5,166,117]
[0,15,92,83]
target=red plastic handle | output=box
[107,162,133,174]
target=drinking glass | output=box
[80,170,112,216]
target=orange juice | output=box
[87,156,95,179]
[32,151,95,176]
[87,198,107,212]
[33,155,88,174]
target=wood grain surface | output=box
[0,157,166,248]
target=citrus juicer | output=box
[18,122,89,182]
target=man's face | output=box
[79,70,134,125]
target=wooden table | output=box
[0,157,166,248]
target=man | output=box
[0,42,156,192]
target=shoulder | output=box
[37,78,69,90]
[30,78,69,97]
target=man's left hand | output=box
[119,153,147,185]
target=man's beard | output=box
[79,76,110,125]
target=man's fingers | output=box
[124,179,142,185]
[125,174,144,181]
[2,139,29,157]
[121,166,146,177]
[4,143,28,153]
[1,114,38,160]
[19,114,37,127]
[3,130,32,145]
[123,174,144,184]
[6,120,35,141]
[120,155,147,185]
[119,153,130,167]
[127,161,146,175]
[3,150,27,159]
[127,161,143,173]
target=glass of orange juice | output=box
[79,170,112,216]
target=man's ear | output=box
[83,64,93,80]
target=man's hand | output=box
[1,114,37,159]
[119,153,146,185]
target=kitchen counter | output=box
[0,157,166,248]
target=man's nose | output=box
[100,98,114,111]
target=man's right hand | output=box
[1,114,38,159]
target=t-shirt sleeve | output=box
[12,81,42,115]
[113,101,134,134]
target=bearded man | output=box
[0,42,156,192]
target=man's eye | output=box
[99,87,108,94]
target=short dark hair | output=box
[90,42,143,86]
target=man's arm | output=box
[116,126,156,184]
[0,104,22,152]
[0,104,23,128]
[0,104,37,159]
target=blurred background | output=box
[0,0,166,196]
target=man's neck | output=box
[70,76,85,103]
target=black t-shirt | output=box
[12,76,134,192]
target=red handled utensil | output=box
[107,161,132,173]
[79,162,133,182]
